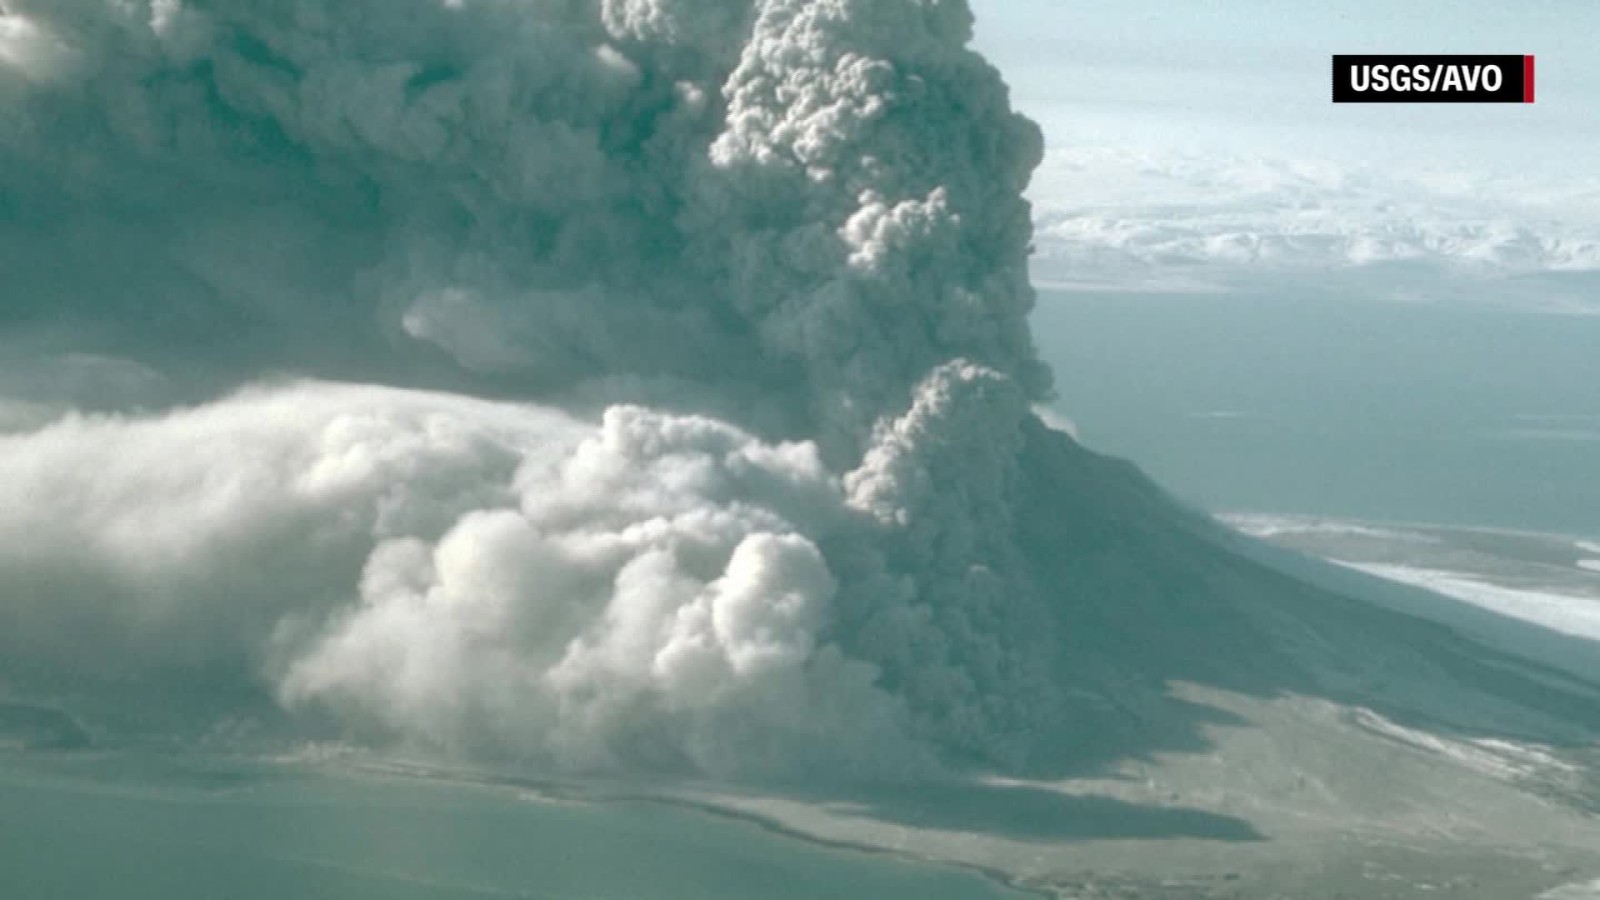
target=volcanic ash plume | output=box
[0,0,1076,778]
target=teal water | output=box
[0,755,1024,900]
[1033,287,1600,538]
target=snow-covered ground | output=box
[1223,513,1600,646]
[1339,563,1600,645]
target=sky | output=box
[970,0,1600,295]
[971,0,1600,172]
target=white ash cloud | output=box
[0,378,1035,777]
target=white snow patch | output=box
[1541,880,1600,899]
[1578,538,1600,574]
[1220,513,1437,545]
[1342,563,1600,644]
[1352,708,1578,783]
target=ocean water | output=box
[1031,284,1600,645]
[0,754,1023,900]
[1032,286,1600,539]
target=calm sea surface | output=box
[1033,287,1600,538]
[0,754,1023,900]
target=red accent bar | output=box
[1524,55,1535,103]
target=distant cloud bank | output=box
[1028,148,1600,309]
